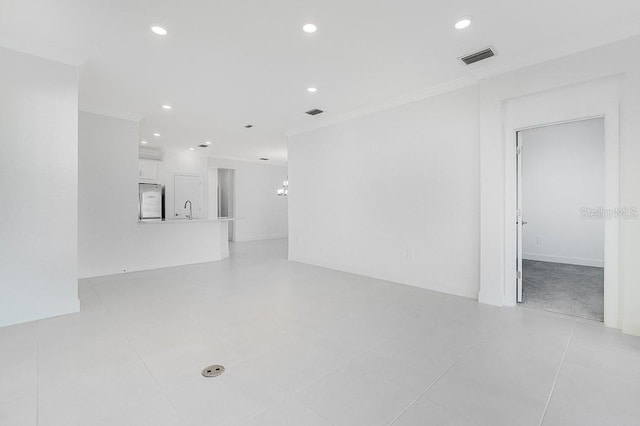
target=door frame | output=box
[516,131,523,303]
[216,168,236,241]
[501,78,620,328]
[514,118,607,309]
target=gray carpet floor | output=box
[522,259,604,321]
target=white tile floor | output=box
[2,239,640,426]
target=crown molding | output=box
[0,37,87,67]
[206,154,288,167]
[467,27,640,82]
[285,30,640,139]
[79,104,144,122]
[285,76,477,137]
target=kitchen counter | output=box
[138,217,236,225]
[134,218,235,263]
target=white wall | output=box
[478,36,640,335]
[288,36,640,335]
[207,158,288,242]
[0,48,79,327]
[521,119,605,267]
[79,112,138,277]
[143,151,288,242]
[78,112,226,278]
[288,86,480,299]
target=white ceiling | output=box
[2,0,639,164]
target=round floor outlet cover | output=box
[201,365,225,378]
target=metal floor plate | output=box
[201,365,225,378]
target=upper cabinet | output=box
[139,159,160,181]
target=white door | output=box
[174,175,203,219]
[516,131,524,303]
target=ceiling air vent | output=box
[305,108,324,116]
[460,47,495,65]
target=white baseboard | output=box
[478,288,506,307]
[523,253,604,268]
[288,254,477,300]
[234,234,288,242]
[622,320,640,337]
[0,297,80,328]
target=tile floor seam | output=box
[295,396,337,426]
[86,279,112,314]
[292,336,392,395]
[538,318,577,426]
[123,334,189,426]
[570,338,640,360]
[517,304,589,322]
[122,322,298,396]
[388,317,501,425]
[240,394,337,426]
[162,375,201,395]
[287,333,391,394]
[85,278,102,301]
[88,279,189,426]
[22,241,633,425]
[419,398,482,426]
[163,356,246,396]
[557,360,640,387]
[87,278,146,338]
[238,406,270,424]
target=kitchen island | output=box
[132,218,235,272]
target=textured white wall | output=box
[521,119,605,267]
[288,86,480,299]
[0,48,79,327]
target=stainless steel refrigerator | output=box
[139,183,164,221]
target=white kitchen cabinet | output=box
[139,159,160,181]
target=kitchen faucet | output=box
[184,200,193,220]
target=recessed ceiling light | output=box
[189,147,195,151]
[162,104,172,110]
[140,140,148,144]
[151,26,168,36]
[153,133,161,137]
[302,23,317,34]
[454,17,472,30]
[307,87,317,93]
[204,141,212,145]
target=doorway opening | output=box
[516,118,605,321]
[217,168,235,241]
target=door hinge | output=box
[517,271,522,279]
[516,146,522,155]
